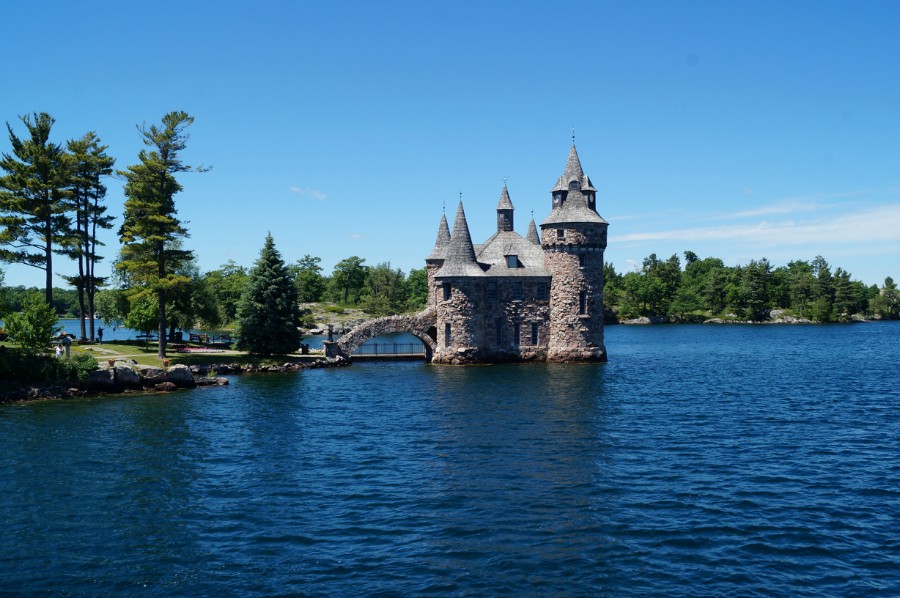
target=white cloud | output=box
[611,204,900,247]
[289,186,327,201]
[349,233,366,239]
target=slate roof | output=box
[426,213,451,261]
[551,144,597,193]
[435,202,486,278]
[496,184,514,210]
[525,218,541,244]
[476,230,550,277]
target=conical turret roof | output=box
[435,201,485,277]
[551,144,597,192]
[497,183,514,210]
[526,218,541,244]
[426,213,451,261]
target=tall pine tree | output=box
[61,132,115,341]
[118,111,204,359]
[0,112,71,305]
[236,234,302,356]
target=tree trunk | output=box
[158,288,167,359]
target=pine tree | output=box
[236,234,302,355]
[0,112,71,306]
[61,132,115,341]
[117,111,205,359]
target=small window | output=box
[506,255,518,268]
[512,282,522,300]
[578,254,585,268]
[486,281,497,302]
[513,323,520,346]
[495,319,502,345]
[557,229,565,240]
[536,283,548,301]
[531,323,539,345]
[579,290,587,315]
[444,323,451,347]
[443,283,451,301]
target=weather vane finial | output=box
[501,175,509,186]
[572,126,576,145]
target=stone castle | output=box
[327,142,608,364]
[426,143,609,364]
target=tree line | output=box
[604,251,900,322]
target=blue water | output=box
[1,323,898,595]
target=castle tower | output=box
[425,213,451,307]
[496,183,514,232]
[432,201,486,364]
[541,144,608,362]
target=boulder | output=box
[166,364,196,388]
[113,365,142,389]
[85,368,115,390]
[154,382,178,392]
[139,365,167,385]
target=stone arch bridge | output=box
[325,308,437,362]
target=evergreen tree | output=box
[117,111,205,359]
[0,112,71,305]
[61,132,115,340]
[236,234,302,355]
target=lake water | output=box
[2,322,898,595]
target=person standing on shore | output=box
[61,334,72,358]
[97,328,103,344]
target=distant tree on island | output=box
[0,113,71,306]
[606,251,884,323]
[236,234,302,355]
[117,111,206,359]
[329,256,368,304]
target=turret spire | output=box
[496,183,514,232]
[526,217,540,245]
[426,213,451,261]
[435,201,484,277]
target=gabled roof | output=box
[551,144,597,193]
[435,202,485,278]
[476,230,550,277]
[426,213,451,261]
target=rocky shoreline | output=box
[618,310,871,325]
[0,356,349,404]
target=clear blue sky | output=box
[3,0,899,288]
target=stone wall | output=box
[332,308,437,361]
[542,222,608,362]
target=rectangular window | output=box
[512,282,522,300]
[513,323,520,346]
[579,290,587,315]
[444,323,451,347]
[578,254,585,268]
[443,283,451,301]
[506,255,517,268]
[531,323,539,345]
[495,319,502,345]
[557,228,565,240]
[486,281,497,302]
[536,283,548,301]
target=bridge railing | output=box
[353,342,426,356]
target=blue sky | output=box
[2,0,899,288]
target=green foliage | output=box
[290,255,326,302]
[94,288,129,327]
[361,261,407,315]
[603,250,882,322]
[236,234,302,355]
[124,295,159,336]
[871,277,900,319]
[204,260,249,324]
[0,348,97,391]
[117,111,205,358]
[4,291,60,353]
[329,256,367,304]
[405,267,429,311]
[0,112,71,306]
